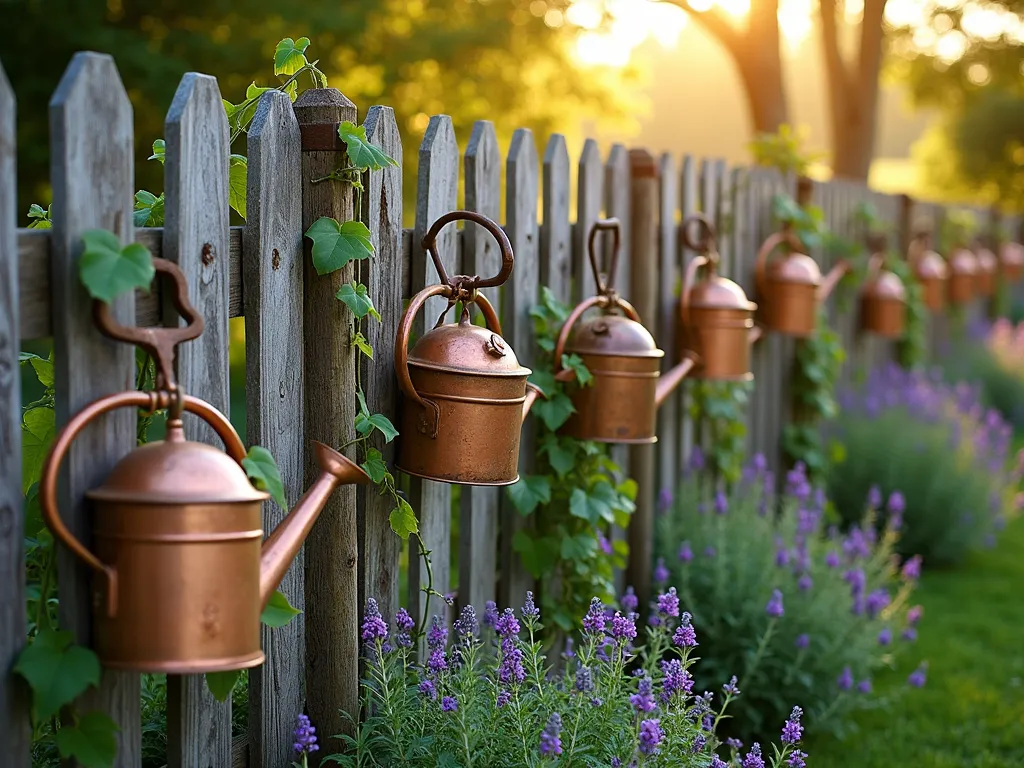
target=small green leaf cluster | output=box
[687,379,752,485]
[749,124,824,178]
[505,288,636,632]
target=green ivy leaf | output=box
[337,121,399,172]
[560,533,598,561]
[79,230,155,303]
[224,83,273,135]
[149,139,165,164]
[355,411,399,443]
[561,353,593,387]
[133,190,165,228]
[617,478,639,503]
[14,628,101,721]
[27,203,52,229]
[55,711,118,768]
[352,331,374,360]
[337,283,381,320]
[21,351,54,389]
[569,482,619,525]
[274,37,311,76]
[540,435,575,478]
[507,475,551,516]
[361,448,389,484]
[22,406,55,494]
[527,369,558,397]
[305,217,374,275]
[260,589,302,627]
[512,530,558,578]
[533,391,575,431]
[205,670,241,703]
[229,155,247,219]
[389,496,418,539]
[241,446,287,510]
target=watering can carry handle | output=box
[394,284,503,437]
[754,230,807,296]
[679,254,709,331]
[551,294,642,381]
[422,210,514,291]
[587,218,621,296]
[39,390,245,618]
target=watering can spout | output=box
[654,354,697,408]
[259,442,370,610]
[521,382,544,423]
[817,260,850,303]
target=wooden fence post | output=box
[244,90,305,768]
[0,59,30,768]
[679,157,698,467]
[162,71,234,768]
[293,87,360,753]
[408,115,458,630]
[655,152,679,505]
[626,149,658,609]
[49,51,141,766]
[460,121,501,616]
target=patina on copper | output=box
[680,214,757,380]
[1000,240,1024,282]
[552,219,697,444]
[860,252,907,338]
[394,210,539,486]
[947,245,978,305]
[38,258,368,674]
[908,231,948,312]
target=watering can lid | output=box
[976,247,998,271]
[86,438,270,504]
[565,314,664,358]
[408,322,532,378]
[863,270,906,302]
[949,247,978,273]
[1001,241,1024,265]
[689,275,757,312]
[916,250,948,280]
[767,251,821,286]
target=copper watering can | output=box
[947,244,978,305]
[754,229,849,337]
[394,210,540,486]
[860,249,907,338]
[1000,240,1024,282]
[552,219,697,444]
[907,231,948,312]
[973,239,998,298]
[38,259,369,673]
[680,214,758,380]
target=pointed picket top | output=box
[575,138,603,302]
[413,114,459,335]
[542,134,571,305]
[464,120,502,310]
[505,127,539,361]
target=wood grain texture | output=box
[655,152,679,498]
[0,60,29,768]
[574,139,603,303]
[499,128,539,610]
[161,72,234,768]
[626,149,657,609]
[459,120,500,616]
[243,90,305,768]
[407,115,458,633]
[541,135,572,306]
[729,167,756,457]
[678,156,698,467]
[358,106,403,623]
[48,51,141,767]
[294,87,360,754]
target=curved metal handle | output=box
[93,257,205,391]
[680,254,709,331]
[421,210,514,290]
[754,230,806,297]
[587,218,621,296]
[39,390,246,618]
[551,294,642,381]
[681,213,718,254]
[394,283,502,437]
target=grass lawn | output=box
[806,515,1024,767]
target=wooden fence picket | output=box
[0,59,30,768]
[656,152,679,506]
[574,140,603,304]
[243,89,305,768]
[541,135,572,307]
[49,51,142,767]
[678,156,698,468]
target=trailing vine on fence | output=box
[506,287,636,632]
[687,380,752,485]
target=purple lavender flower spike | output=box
[692,734,707,752]
[657,587,680,618]
[418,679,437,700]
[798,574,813,592]
[630,675,657,713]
[902,627,918,642]
[866,588,891,619]
[539,712,563,756]
[704,545,717,558]
[575,665,593,693]
[795,633,810,649]
[611,611,637,643]
[482,600,499,630]
[660,658,693,701]
[441,695,458,712]
[621,586,639,613]
[837,666,853,690]
[495,608,521,638]
[741,743,765,768]
[765,589,784,618]
[678,541,693,562]
[427,648,448,673]
[454,604,478,641]
[726,737,744,751]
[596,528,613,555]
[878,627,892,646]
[496,688,511,707]
[787,749,808,768]
[395,607,415,632]
[711,758,729,768]
[582,597,606,634]
[887,490,905,514]
[825,550,840,568]
[908,663,927,687]
[654,557,670,584]
[521,591,540,620]
[714,488,729,514]
[673,612,698,647]
[907,605,923,625]
[293,714,319,755]
[781,706,803,745]
[901,555,922,580]
[722,675,740,696]
[775,547,790,568]
[689,446,705,472]
[638,719,663,755]
[857,678,872,694]
[427,615,447,649]
[658,487,673,512]
[867,485,882,509]
[361,598,389,643]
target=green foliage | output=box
[305,218,375,275]
[242,445,287,509]
[688,380,752,485]
[749,124,823,177]
[259,590,303,628]
[940,321,1024,433]
[14,628,102,722]
[657,465,920,743]
[337,121,400,173]
[771,193,827,251]
[78,229,155,303]
[508,287,635,631]
[889,259,928,370]
[27,203,51,229]
[336,282,381,321]
[54,711,119,768]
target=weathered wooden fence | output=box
[0,53,1014,768]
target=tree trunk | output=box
[738,56,789,133]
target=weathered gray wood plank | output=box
[408,115,458,631]
[499,128,539,610]
[243,90,305,768]
[49,51,141,767]
[678,156,698,471]
[574,140,603,303]
[18,226,244,340]
[656,152,679,501]
[161,72,234,768]
[460,121,500,616]
[0,60,29,768]
[541,135,572,306]
[294,87,360,753]
[359,106,404,623]
[626,149,658,609]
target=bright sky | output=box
[559,0,1024,72]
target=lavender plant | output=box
[321,595,809,767]
[655,457,923,743]
[827,363,1022,564]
